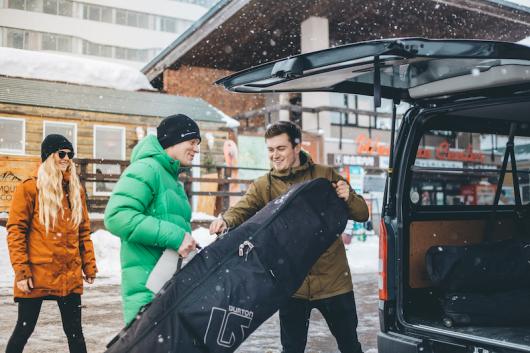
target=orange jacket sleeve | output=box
[6,180,35,282]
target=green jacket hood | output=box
[131,135,180,177]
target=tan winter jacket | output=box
[7,173,97,299]
[222,153,368,300]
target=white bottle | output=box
[146,248,197,294]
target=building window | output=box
[41,33,56,50]
[115,9,126,25]
[82,40,112,58]
[126,11,138,27]
[160,17,177,32]
[26,0,42,12]
[93,125,125,194]
[42,32,72,52]
[8,0,26,10]
[114,46,126,60]
[138,13,149,28]
[6,28,27,49]
[58,0,72,16]
[101,6,112,23]
[100,44,112,58]
[85,4,101,21]
[0,117,25,155]
[57,35,72,52]
[330,93,408,130]
[43,0,57,14]
[43,121,77,153]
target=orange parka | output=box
[6,173,97,299]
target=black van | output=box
[217,38,530,353]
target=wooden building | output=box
[0,75,232,213]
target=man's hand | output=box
[209,219,227,235]
[333,180,350,201]
[16,278,33,294]
[178,232,196,257]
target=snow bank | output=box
[0,47,154,91]
[518,37,530,47]
[90,212,217,222]
[191,212,217,221]
[0,226,14,289]
[346,235,379,274]
[90,229,121,285]
[0,225,378,291]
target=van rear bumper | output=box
[377,332,424,353]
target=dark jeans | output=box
[6,293,87,353]
[280,291,363,353]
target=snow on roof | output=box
[518,36,530,46]
[207,103,240,128]
[0,47,154,91]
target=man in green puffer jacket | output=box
[104,114,200,324]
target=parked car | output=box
[217,38,530,353]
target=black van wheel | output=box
[442,317,454,328]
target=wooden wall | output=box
[0,103,227,160]
[0,103,229,211]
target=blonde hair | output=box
[36,155,83,233]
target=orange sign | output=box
[0,156,40,212]
[356,134,390,156]
[417,141,484,163]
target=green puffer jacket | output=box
[222,152,369,301]
[104,135,191,324]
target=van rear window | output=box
[410,130,530,206]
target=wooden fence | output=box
[75,158,267,215]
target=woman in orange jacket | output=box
[6,134,97,353]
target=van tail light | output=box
[379,220,389,300]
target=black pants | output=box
[279,291,363,353]
[5,293,87,353]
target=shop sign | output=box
[417,141,485,163]
[0,171,21,205]
[356,134,390,156]
[415,159,464,168]
[334,154,375,167]
[0,156,40,212]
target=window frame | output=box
[92,125,126,196]
[0,117,26,155]
[43,120,77,154]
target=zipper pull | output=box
[238,241,254,261]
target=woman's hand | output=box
[16,278,33,294]
[84,276,95,284]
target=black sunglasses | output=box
[57,151,74,159]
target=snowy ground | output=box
[0,225,379,352]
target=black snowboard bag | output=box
[425,238,530,293]
[441,289,530,327]
[105,178,349,353]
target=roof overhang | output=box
[143,0,530,88]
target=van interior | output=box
[402,99,530,349]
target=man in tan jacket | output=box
[210,121,368,353]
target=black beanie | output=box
[157,114,201,149]
[41,134,74,162]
